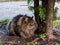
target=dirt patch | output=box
[0,34,60,45]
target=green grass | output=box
[55,42,59,45]
[53,20,60,25]
[0,19,10,24]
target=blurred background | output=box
[0,0,60,35]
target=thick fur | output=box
[8,14,38,38]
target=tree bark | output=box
[46,0,55,39]
[34,0,44,34]
[42,0,48,33]
[34,0,39,23]
[42,0,47,8]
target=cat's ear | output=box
[25,14,27,16]
[24,14,28,18]
[32,16,35,21]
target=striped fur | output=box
[8,14,38,38]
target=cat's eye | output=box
[31,22,34,24]
[29,23,33,26]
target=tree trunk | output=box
[34,0,44,34]
[34,0,39,23]
[42,0,48,20]
[46,0,55,39]
[34,0,41,33]
[42,0,47,8]
[42,0,48,33]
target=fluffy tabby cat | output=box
[7,14,38,38]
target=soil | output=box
[0,33,60,45]
[0,25,60,45]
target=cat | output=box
[7,14,38,38]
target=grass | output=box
[0,19,10,24]
[53,20,60,25]
[55,42,59,45]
